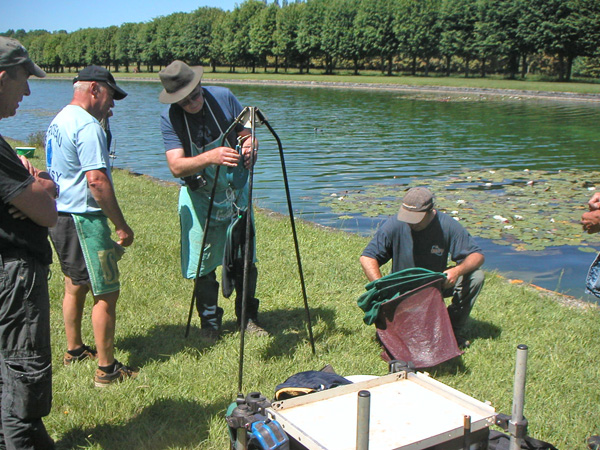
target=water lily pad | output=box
[321,168,600,252]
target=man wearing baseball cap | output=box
[46,65,137,387]
[0,36,57,448]
[360,187,484,347]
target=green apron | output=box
[179,136,249,279]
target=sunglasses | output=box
[178,85,202,107]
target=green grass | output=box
[12,144,600,449]
[44,67,600,95]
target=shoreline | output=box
[44,74,600,102]
[128,169,599,310]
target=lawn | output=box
[5,140,600,449]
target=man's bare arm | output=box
[360,255,383,282]
[86,169,134,247]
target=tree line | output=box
[2,0,600,81]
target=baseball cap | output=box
[73,65,127,100]
[0,37,46,78]
[397,187,434,224]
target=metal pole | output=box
[235,427,247,450]
[257,111,316,354]
[357,390,371,450]
[463,415,471,450]
[184,165,221,338]
[237,107,257,393]
[509,344,528,450]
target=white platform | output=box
[267,372,496,450]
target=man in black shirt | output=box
[361,187,484,347]
[0,37,57,449]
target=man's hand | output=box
[8,205,27,220]
[208,146,240,167]
[115,223,134,247]
[589,192,600,211]
[18,155,58,199]
[443,266,460,289]
[582,210,600,234]
[18,155,38,176]
[443,253,484,289]
[240,135,258,169]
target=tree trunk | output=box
[557,54,565,81]
[445,55,451,77]
[387,55,393,76]
[480,56,486,77]
[464,56,470,77]
[411,55,417,76]
[520,54,528,79]
[566,55,573,81]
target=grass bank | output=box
[9,144,600,449]
[45,68,600,96]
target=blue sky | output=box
[0,0,241,33]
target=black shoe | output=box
[455,335,471,349]
[588,435,600,450]
[245,320,269,337]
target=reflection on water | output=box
[4,79,600,301]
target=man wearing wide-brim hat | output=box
[0,36,57,448]
[360,187,485,348]
[158,60,268,341]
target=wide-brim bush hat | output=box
[158,60,203,104]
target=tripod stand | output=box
[183,106,316,391]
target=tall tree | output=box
[188,7,225,66]
[321,0,362,74]
[136,21,159,72]
[394,0,442,76]
[296,0,327,73]
[249,2,279,71]
[536,0,600,81]
[272,1,303,72]
[439,0,478,76]
[115,22,140,73]
[355,0,398,75]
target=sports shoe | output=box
[245,320,270,337]
[63,344,97,366]
[94,360,138,388]
[588,435,600,450]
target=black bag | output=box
[488,430,559,450]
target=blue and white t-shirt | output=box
[46,105,111,213]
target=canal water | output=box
[4,78,600,301]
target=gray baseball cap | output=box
[0,37,46,78]
[397,187,434,224]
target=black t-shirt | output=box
[0,135,52,265]
[362,211,482,274]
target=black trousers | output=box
[0,253,54,450]
[194,263,259,330]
